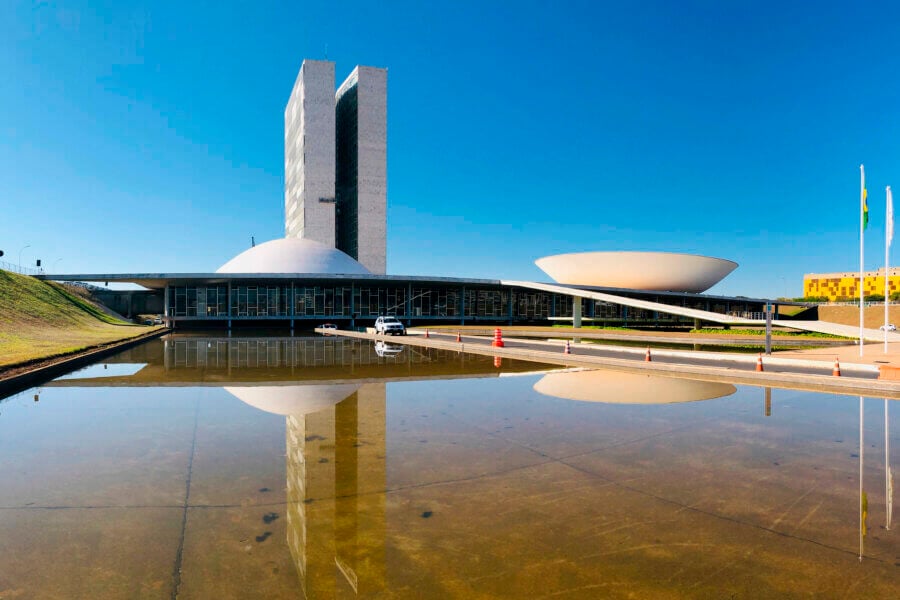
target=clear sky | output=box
[2,0,899,299]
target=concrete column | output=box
[163,284,170,326]
[460,286,466,325]
[406,282,412,325]
[693,318,701,330]
[350,283,356,329]
[572,296,582,328]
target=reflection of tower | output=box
[285,383,386,597]
[765,388,772,417]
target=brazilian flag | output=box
[864,188,869,230]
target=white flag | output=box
[888,186,895,248]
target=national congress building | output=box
[39,59,797,330]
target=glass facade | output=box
[335,82,359,261]
[231,286,289,317]
[163,281,767,325]
[168,286,228,317]
[295,286,353,317]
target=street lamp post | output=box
[18,244,31,274]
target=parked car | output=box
[374,315,405,336]
[318,323,338,335]
[152,316,163,325]
[880,323,897,331]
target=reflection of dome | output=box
[533,370,736,404]
[217,238,371,275]
[225,384,361,416]
[534,251,737,293]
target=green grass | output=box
[551,324,634,331]
[689,327,848,339]
[0,269,155,369]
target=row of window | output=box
[166,285,759,321]
[164,338,484,369]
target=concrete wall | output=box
[91,290,163,318]
[353,67,387,274]
[285,59,336,244]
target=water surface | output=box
[0,334,896,598]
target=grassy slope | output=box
[0,269,152,369]
[818,305,900,329]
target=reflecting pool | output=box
[0,334,897,598]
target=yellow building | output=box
[804,268,900,300]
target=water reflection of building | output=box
[532,369,737,404]
[292,384,385,597]
[229,382,386,597]
[161,336,509,376]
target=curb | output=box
[0,328,168,399]
[322,328,900,399]
[412,330,879,374]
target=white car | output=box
[374,316,406,336]
[318,323,338,335]
[880,323,897,331]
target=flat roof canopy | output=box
[35,272,796,307]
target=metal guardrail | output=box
[727,311,772,320]
[0,262,102,292]
[0,260,41,276]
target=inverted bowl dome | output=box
[225,383,361,416]
[533,370,736,404]
[217,238,371,275]
[535,251,737,293]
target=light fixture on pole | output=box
[18,244,31,274]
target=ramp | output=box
[503,280,900,342]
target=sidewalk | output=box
[776,341,900,378]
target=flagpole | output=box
[860,165,865,357]
[886,186,893,354]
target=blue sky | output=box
[2,1,899,298]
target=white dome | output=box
[535,251,737,293]
[217,238,371,275]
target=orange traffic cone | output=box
[645,347,652,362]
[833,357,841,377]
[756,354,764,372]
[456,331,462,342]
[564,340,571,354]
[493,356,502,368]
[491,328,505,348]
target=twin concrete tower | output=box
[285,60,387,274]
